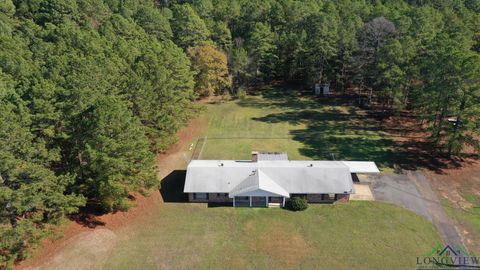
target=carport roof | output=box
[341,161,380,173]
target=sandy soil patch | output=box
[26,229,117,270]
[425,159,480,209]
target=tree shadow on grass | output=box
[253,110,383,135]
[159,170,188,203]
[238,84,357,110]
[240,85,457,172]
[293,132,414,170]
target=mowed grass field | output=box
[31,87,443,270]
[104,89,442,270]
[103,202,440,270]
[196,86,407,170]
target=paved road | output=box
[369,171,468,254]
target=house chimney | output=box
[251,151,259,162]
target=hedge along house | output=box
[184,152,380,207]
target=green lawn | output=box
[103,202,441,270]
[196,86,412,170]
[95,88,443,269]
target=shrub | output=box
[221,91,232,101]
[285,196,308,211]
[236,87,247,100]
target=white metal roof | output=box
[183,160,368,195]
[229,169,290,198]
[341,161,380,173]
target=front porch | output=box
[229,168,290,208]
[233,196,286,208]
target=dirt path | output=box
[407,171,467,252]
[424,160,480,253]
[16,117,205,270]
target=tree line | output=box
[0,0,479,267]
[167,0,479,155]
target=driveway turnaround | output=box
[369,173,431,220]
[369,171,468,255]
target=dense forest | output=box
[0,0,479,267]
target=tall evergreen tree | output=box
[170,4,211,49]
[67,96,156,211]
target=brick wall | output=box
[306,194,323,202]
[334,194,350,204]
[208,193,232,203]
[188,193,232,203]
[305,194,350,203]
[188,193,208,202]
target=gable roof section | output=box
[229,169,290,198]
[184,160,359,195]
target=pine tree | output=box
[170,4,211,49]
[67,96,156,211]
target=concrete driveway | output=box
[350,184,374,201]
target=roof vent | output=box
[218,162,224,167]
[308,164,313,167]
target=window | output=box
[321,194,336,200]
[194,193,208,200]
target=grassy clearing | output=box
[26,86,444,269]
[102,202,440,270]
[197,86,411,170]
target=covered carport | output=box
[342,161,379,201]
[341,161,380,174]
[342,161,380,182]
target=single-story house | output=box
[183,152,379,207]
